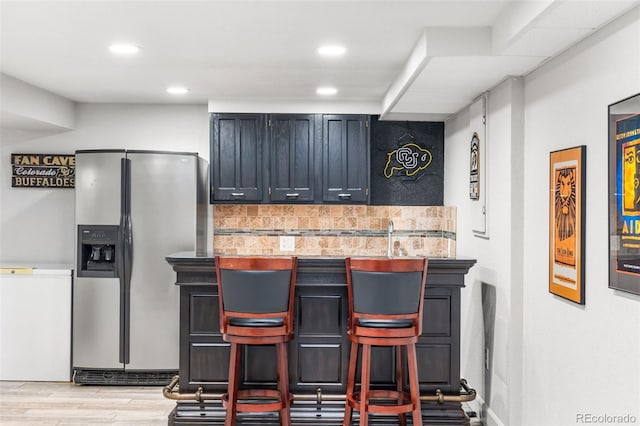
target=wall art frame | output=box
[11,153,75,188]
[608,93,640,296]
[469,132,480,200]
[549,145,586,304]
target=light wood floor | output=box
[1,381,484,425]
[0,381,175,425]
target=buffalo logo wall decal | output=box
[384,143,432,179]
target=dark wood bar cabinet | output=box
[165,253,476,425]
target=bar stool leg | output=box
[407,343,422,426]
[225,342,241,426]
[343,340,358,426]
[276,342,291,426]
[395,345,406,426]
[360,343,371,426]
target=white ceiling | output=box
[1,0,638,125]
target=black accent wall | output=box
[370,117,444,205]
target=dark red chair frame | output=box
[215,256,298,426]
[343,257,428,426]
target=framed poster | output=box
[608,93,640,295]
[549,146,586,304]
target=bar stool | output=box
[343,257,428,426]
[215,256,298,426]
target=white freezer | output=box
[0,267,72,381]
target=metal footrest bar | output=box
[163,375,476,405]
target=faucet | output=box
[387,220,394,257]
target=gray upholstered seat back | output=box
[351,271,423,315]
[220,269,292,313]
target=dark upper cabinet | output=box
[210,113,369,204]
[322,115,370,203]
[210,113,264,202]
[268,114,315,202]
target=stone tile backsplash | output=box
[213,205,456,257]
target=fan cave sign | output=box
[11,153,75,188]
[384,142,432,180]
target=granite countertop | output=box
[166,251,476,266]
[165,252,476,288]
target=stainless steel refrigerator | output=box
[73,149,207,385]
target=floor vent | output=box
[73,369,177,385]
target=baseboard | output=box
[463,394,506,426]
[463,394,483,419]
[481,398,505,426]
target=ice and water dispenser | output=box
[77,225,119,277]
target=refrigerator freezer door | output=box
[75,151,125,225]
[73,150,125,370]
[72,276,122,369]
[126,152,198,369]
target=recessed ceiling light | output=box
[167,86,189,95]
[316,87,338,96]
[317,44,346,57]
[108,43,140,55]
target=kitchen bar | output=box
[165,252,476,425]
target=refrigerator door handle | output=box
[117,217,126,364]
[119,158,133,365]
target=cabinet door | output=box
[210,113,263,202]
[268,114,315,202]
[322,115,369,203]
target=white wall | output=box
[445,77,525,426]
[0,103,210,264]
[522,6,640,426]
[1,73,76,131]
[446,6,640,426]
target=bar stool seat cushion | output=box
[229,318,284,327]
[357,319,413,328]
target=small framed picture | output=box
[549,145,586,304]
[469,132,479,200]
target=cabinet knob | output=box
[337,193,352,199]
[231,192,245,197]
[285,193,300,198]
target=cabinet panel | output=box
[346,119,366,190]
[217,119,237,190]
[355,345,396,385]
[190,294,219,335]
[269,114,315,202]
[422,295,451,337]
[291,285,349,392]
[416,344,451,385]
[325,118,344,191]
[245,345,278,383]
[238,118,260,190]
[297,344,342,383]
[322,114,369,203]
[189,343,229,384]
[211,113,263,202]
[297,295,342,336]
